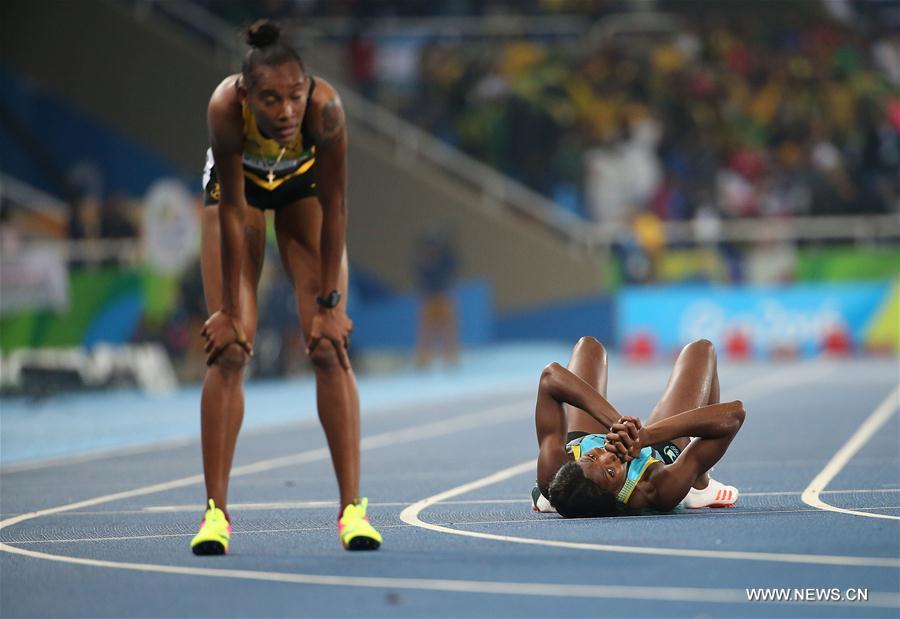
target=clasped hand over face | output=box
[604,416,643,463]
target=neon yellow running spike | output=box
[191,499,231,555]
[338,498,382,551]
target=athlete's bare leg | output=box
[646,338,720,488]
[275,197,360,512]
[199,204,266,512]
[562,336,611,436]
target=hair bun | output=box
[245,20,280,48]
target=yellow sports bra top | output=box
[240,77,317,191]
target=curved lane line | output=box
[399,460,900,569]
[8,394,883,606]
[802,385,900,521]
[3,364,898,605]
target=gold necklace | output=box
[267,146,287,184]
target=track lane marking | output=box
[399,460,900,568]
[802,385,900,521]
[0,400,530,531]
[138,487,900,512]
[5,487,895,518]
[6,505,900,545]
[3,360,898,608]
[3,542,899,608]
[0,372,666,473]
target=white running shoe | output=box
[531,485,556,513]
[683,478,739,508]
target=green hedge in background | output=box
[795,246,900,282]
[2,245,897,351]
[1,268,140,350]
[0,267,180,351]
[141,267,180,325]
[643,245,899,286]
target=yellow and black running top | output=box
[240,77,317,191]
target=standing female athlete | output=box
[192,20,381,553]
[533,337,744,517]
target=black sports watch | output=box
[316,290,341,309]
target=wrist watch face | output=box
[318,290,341,308]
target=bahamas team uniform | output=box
[203,78,318,210]
[565,433,680,505]
[531,432,683,512]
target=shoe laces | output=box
[340,498,369,522]
[204,499,227,524]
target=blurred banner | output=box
[0,245,68,314]
[143,179,199,275]
[618,280,898,358]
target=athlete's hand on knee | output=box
[202,310,252,366]
[306,309,353,370]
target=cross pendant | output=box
[267,171,275,184]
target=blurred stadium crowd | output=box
[200,0,900,224]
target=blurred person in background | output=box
[66,190,103,268]
[194,19,381,555]
[254,245,307,378]
[338,0,897,232]
[164,258,208,383]
[414,226,460,369]
[100,192,139,240]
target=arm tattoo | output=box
[315,97,344,144]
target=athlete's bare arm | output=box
[202,76,253,364]
[606,402,745,510]
[535,362,624,495]
[304,78,352,370]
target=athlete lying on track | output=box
[533,338,745,517]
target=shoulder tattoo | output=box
[313,97,345,144]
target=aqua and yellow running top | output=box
[567,434,660,505]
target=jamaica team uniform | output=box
[203,78,317,210]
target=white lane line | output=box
[0,437,199,474]
[399,459,900,569]
[0,384,539,474]
[4,360,896,607]
[742,488,900,497]
[0,364,711,524]
[0,360,817,476]
[802,386,900,521]
[143,499,535,512]
[0,399,531,532]
[3,523,419,545]
[7,506,900,546]
[0,371,670,475]
[2,543,898,608]
[11,506,900,546]
[141,488,900,512]
[732,360,835,402]
[5,488,893,518]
